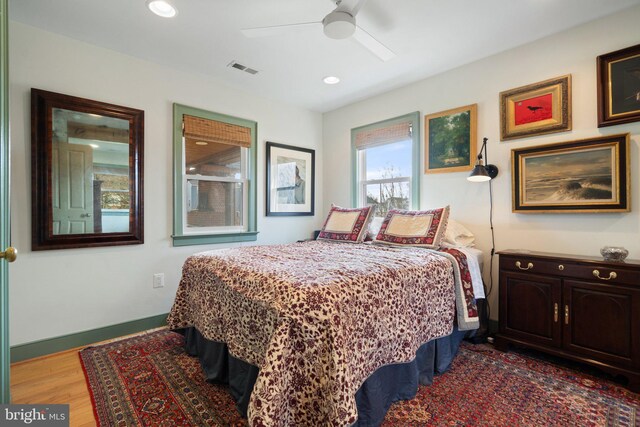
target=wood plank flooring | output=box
[10,346,96,427]
[10,328,166,427]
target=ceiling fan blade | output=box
[335,0,368,16]
[241,22,321,38]
[353,25,395,61]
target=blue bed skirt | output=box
[179,327,467,427]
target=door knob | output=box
[0,247,17,263]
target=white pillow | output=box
[442,219,475,247]
[368,216,384,238]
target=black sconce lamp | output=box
[466,137,498,343]
[467,137,499,182]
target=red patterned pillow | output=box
[375,206,450,248]
[317,205,374,243]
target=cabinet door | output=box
[563,280,640,369]
[500,271,562,348]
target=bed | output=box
[167,239,483,426]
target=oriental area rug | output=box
[80,330,639,426]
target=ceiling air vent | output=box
[228,61,259,75]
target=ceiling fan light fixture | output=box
[146,0,177,18]
[322,11,356,39]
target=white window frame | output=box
[182,145,248,235]
[357,148,412,211]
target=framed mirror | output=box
[31,89,144,250]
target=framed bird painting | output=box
[500,75,572,141]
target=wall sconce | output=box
[465,137,498,344]
[468,137,499,182]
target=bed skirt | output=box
[179,327,467,426]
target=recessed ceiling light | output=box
[195,141,208,146]
[146,0,177,18]
[323,76,340,85]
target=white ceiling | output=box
[9,0,640,112]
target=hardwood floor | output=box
[10,328,166,427]
[10,346,96,427]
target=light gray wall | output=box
[9,22,323,345]
[323,6,640,318]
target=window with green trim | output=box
[351,112,420,217]
[172,104,258,246]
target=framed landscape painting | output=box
[500,75,571,141]
[425,104,477,174]
[512,134,630,213]
[266,142,315,216]
[597,43,640,127]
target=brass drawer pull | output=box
[515,261,533,270]
[554,303,558,323]
[558,264,564,271]
[564,305,569,325]
[592,269,617,281]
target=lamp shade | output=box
[467,164,491,182]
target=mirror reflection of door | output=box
[51,108,130,235]
[52,137,94,233]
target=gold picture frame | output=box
[424,104,477,174]
[500,75,571,141]
[597,43,640,127]
[511,134,630,213]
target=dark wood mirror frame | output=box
[31,88,144,250]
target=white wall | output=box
[9,22,323,345]
[323,6,640,319]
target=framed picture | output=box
[597,43,640,127]
[512,133,630,213]
[500,75,571,141]
[424,104,477,174]
[266,142,315,216]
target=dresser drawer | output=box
[559,263,640,287]
[500,254,640,287]
[500,255,566,276]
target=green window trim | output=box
[350,111,421,210]
[172,104,258,246]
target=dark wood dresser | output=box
[494,250,640,392]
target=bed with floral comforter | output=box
[167,240,478,427]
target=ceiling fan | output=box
[241,0,395,62]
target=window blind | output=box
[183,115,251,148]
[354,121,412,150]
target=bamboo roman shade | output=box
[354,121,413,150]
[183,115,251,148]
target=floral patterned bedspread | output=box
[167,240,478,427]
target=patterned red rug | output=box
[80,330,639,426]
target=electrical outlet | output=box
[153,273,165,288]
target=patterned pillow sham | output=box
[317,204,374,243]
[374,206,450,248]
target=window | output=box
[172,104,257,246]
[351,112,420,217]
